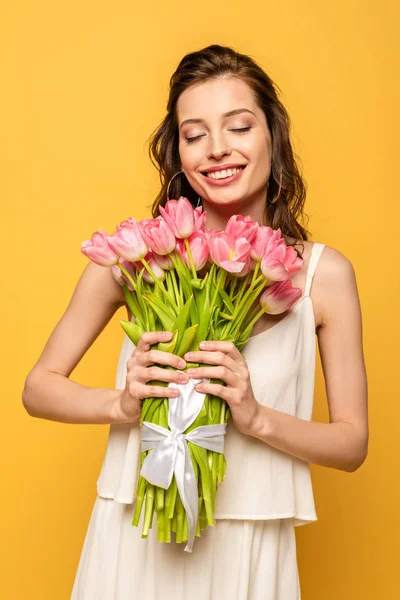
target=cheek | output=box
[179,142,201,170]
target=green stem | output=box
[132,469,147,526]
[217,401,227,482]
[164,507,171,543]
[170,268,182,309]
[140,256,176,308]
[165,476,178,519]
[157,506,165,542]
[117,262,137,291]
[142,483,155,537]
[225,276,266,339]
[184,237,198,280]
[210,268,227,314]
[229,275,238,299]
[175,491,184,543]
[170,251,191,303]
[244,307,265,333]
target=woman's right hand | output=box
[115,331,189,424]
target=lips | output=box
[201,164,247,174]
[200,165,247,186]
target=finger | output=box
[199,340,244,361]
[187,365,237,387]
[136,331,174,353]
[184,349,238,372]
[141,366,189,385]
[138,349,186,370]
[194,380,229,401]
[135,382,181,399]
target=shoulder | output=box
[313,242,356,282]
[309,242,359,329]
[296,241,358,329]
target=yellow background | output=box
[1,1,398,597]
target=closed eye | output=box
[185,127,252,145]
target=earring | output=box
[269,170,283,204]
[166,169,202,207]
[166,169,185,202]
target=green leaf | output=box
[120,320,144,346]
[219,311,234,320]
[135,267,150,330]
[195,283,210,343]
[142,296,174,331]
[190,278,203,290]
[122,284,145,329]
[176,324,199,357]
[157,329,179,353]
[145,291,175,318]
[171,294,193,349]
[218,288,234,313]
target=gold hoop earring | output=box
[166,169,202,207]
[166,170,184,202]
[269,170,283,204]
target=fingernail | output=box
[199,342,207,348]
[179,374,189,382]
[187,368,196,374]
[185,352,193,359]
[179,360,186,368]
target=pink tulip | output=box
[176,231,209,271]
[209,231,252,273]
[111,259,136,290]
[153,252,174,270]
[260,239,303,281]
[81,229,119,266]
[225,215,259,243]
[140,216,176,255]
[259,279,302,314]
[193,205,207,231]
[203,228,216,268]
[159,197,195,239]
[251,226,282,261]
[107,218,148,262]
[134,251,166,283]
[236,255,254,277]
[204,228,216,247]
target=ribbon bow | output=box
[140,374,227,552]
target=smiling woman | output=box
[148,48,310,255]
[22,44,368,600]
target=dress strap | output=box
[304,242,325,297]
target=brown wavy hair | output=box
[146,44,310,254]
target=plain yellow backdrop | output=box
[2,0,398,598]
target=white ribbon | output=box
[140,373,227,553]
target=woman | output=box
[23,45,369,599]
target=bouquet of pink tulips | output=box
[81,197,303,552]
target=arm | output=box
[22,261,128,424]
[250,247,369,472]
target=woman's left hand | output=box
[184,340,262,436]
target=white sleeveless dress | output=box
[71,242,326,600]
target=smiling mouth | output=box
[201,165,246,180]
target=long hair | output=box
[147,44,311,253]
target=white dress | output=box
[71,242,326,600]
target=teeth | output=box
[206,166,244,180]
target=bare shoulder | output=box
[307,241,359,330]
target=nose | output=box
[207,132,232,161]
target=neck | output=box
[202,192,271,230]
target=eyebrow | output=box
[179,108,256,129]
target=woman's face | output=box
[177,77,272,212]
